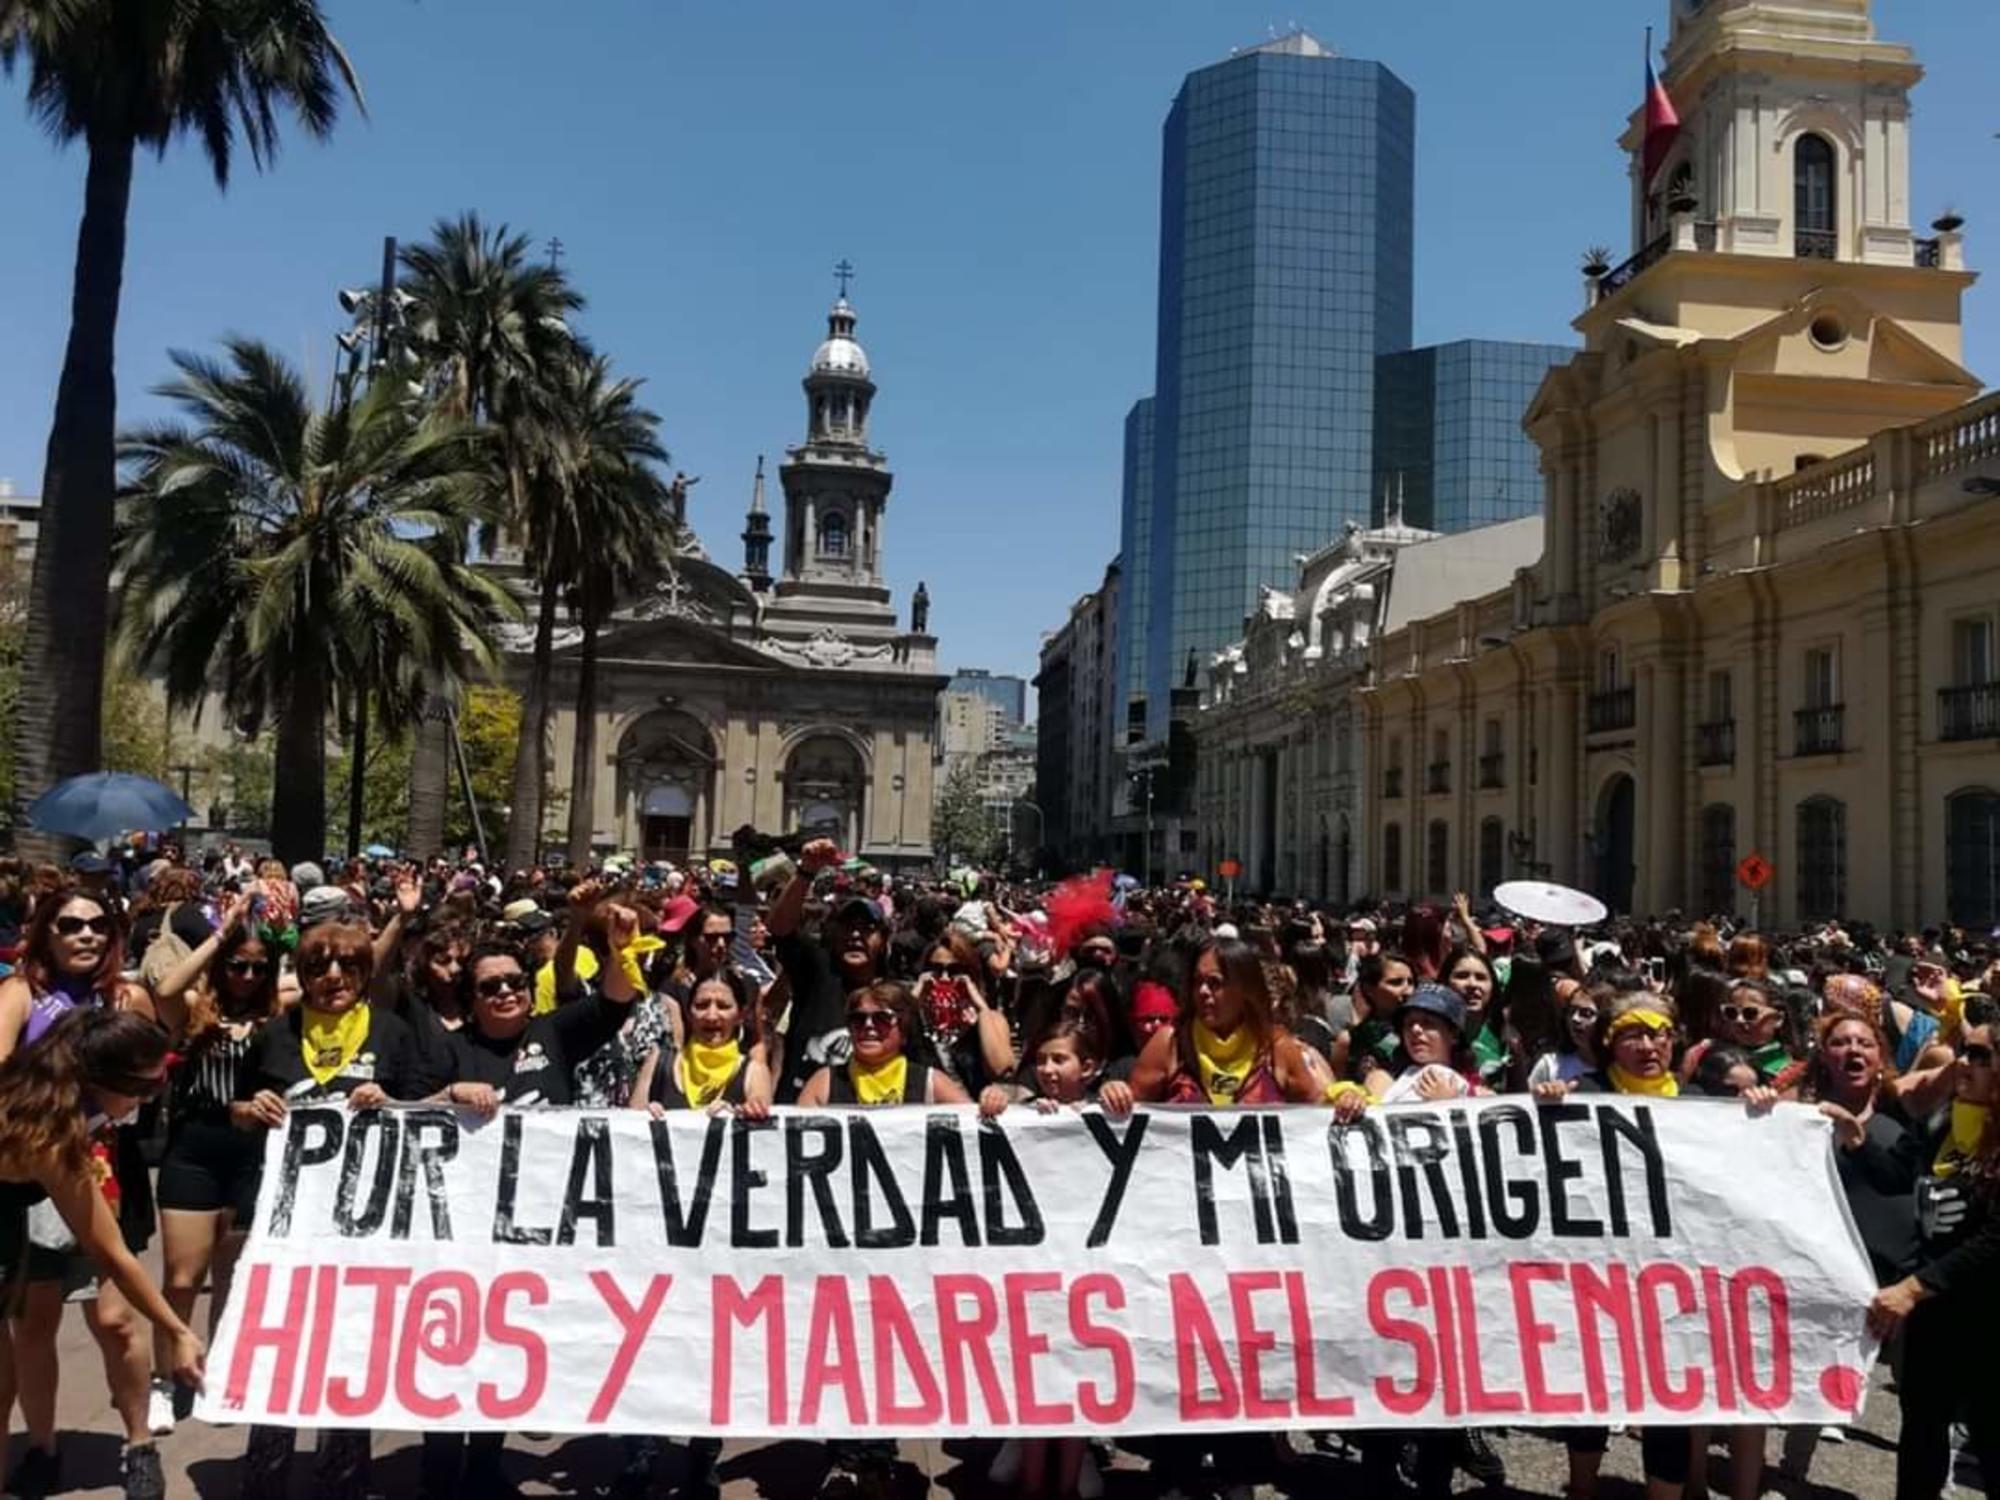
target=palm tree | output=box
[550,355,677,866]
[114,337,518,862]
[0,1,361,859]
[396,214,579,862]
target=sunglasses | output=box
[475,973,531,999]
[1615,1026,1673,1045]
[1965,1044,1996,1068]
[1720,1004,1776,1026]
[848,1010,900,1035]
[926,963,971,978]
[53,914,112,938]
[297,952,363,978]
[223,959,270,978]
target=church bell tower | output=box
[766,267,903,648]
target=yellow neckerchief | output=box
[1192,1019,1259,1105]
[614,934,665,997]
[1608,1063,1680,1098]
[676,1037,743,1107]
[301,1003,371,1087]
[849,1053,910,1106]
[1934,1100,1990,1178]
[533,944,600,1016]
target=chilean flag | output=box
[1642,42,1681,184]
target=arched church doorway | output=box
[1595,774,1637,916]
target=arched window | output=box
[1794,134,1836,257]
[1382,823,1403,893]
[1946,789,2000,929]
[1795,796,1846,921]
[817,510,849,558]
[1426,819,1449,896]
[1700,804,1736,916]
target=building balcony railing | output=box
[1587,686,1636,734]
[1594,233,1670,300]
[1795,704,1845,757]
[1939,682,2000,742]
[1592,223,1949,312]
[1383,767,1404,799]
[1795,227,1839,260]
[1697,719,1736,767]
[1426,761,1451,795]
[1478,753,1504,789]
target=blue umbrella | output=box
[363,843,396,860]
[26,772,193,843]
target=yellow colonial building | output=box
[1349,0,2000,928]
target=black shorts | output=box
[158,1118,263,1222]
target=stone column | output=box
[1640,659,1685,912]
[1548,679,1581,884]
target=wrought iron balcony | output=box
[1795,228,1838,261]
[1588,687,1636,734]
[1697,719,1736,767]
[1426,761,1451,795]
[1383,767,1404,799]
[1595,233,1669,300]
[1478,753,1504,790]
[1939,683,2000,742]
[1795,704,1845,757]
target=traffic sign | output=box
[1736,853,1773,891]
[1218,858,1242,880]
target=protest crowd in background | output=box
[0,828,1992,1500]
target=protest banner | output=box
[199,1098,1878,1437]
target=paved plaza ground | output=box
[15,1248,1935,1499]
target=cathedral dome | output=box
[809,297,870,378]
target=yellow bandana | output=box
[301,1003,371,1087]
[1193,1020,1258,1105]
[676,1038,743,1108]
[1934,1100,1990,1178]
[1608,1063,1680,1098]
[615,934,666,997]
[849,1054,909,1106]
[1606,1008,1675,1039]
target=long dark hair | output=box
[185,923,283,1042]
[1175,935,1278,1068]
[19,885,127,1004]
[0,1009,169,1177]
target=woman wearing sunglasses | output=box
[0,886,165,1500]
[236,920,421,1500]
[144,886,284,1435]
[1691,977,1808,1095]
[913,930,1015,1098]
[796,981,977,1108]
[1536,991,1781,1500]
[0,1009,203,1500]
[423,904,645,1118]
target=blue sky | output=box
[3,0,1995,696]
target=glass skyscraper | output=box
[1124,34,1415,737]
[1116,397,1155,734]
[1372,339,1574,533]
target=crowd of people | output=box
[0,834,1991,1500]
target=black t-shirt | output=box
[238,1005,422,1104]
[774,932,854,1104]
[435,992,630,1107]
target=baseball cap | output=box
[832,895,887,931]
[657,894,701,934]
[69,851,110,876]
[1395,982,1467,1036]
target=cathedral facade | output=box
[519,293,944,869]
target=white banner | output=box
[199,1098,1878,1436]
